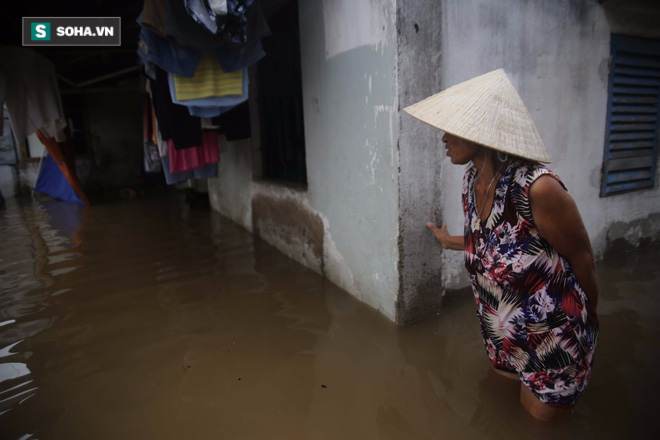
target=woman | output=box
[405,69,599,421]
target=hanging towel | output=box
[167,66,247,117]
[161,156,218,185]
[169,131,219,173]
[172,53,243,101]
[0,47,67,143]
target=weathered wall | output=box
[208,137,253,231]
[395,2,446,324]
[209,0,401,321]
[434,0,660,290]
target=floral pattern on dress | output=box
[463,159,599,408]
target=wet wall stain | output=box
[605,212,660,257]
[251,194,325,273]
[395,269,445,326]
[395,0,445,326]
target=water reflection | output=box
[0,196,658,439]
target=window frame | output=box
[254,0,307,187]
[601,34,660,196]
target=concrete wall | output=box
[209,0,401,321]
[395,2,446,324]
[435,0,660,290]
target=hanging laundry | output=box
[143,91,153,142]
[187,105,240,118]
[215,0,255,44]
[185,0,220,34]
[169,131,219,173]
[0,47,67,143]
[183,0,255,43]
[157,133,168,158]
[163,0,227,52]
[137,16,203,78]
[209,0,228,15]
[167,68,248,117]
[160,157,218,185]
[141,0,167,36]
[171,53,243,101]
[143,141,162,173]
[150,68,202,150]
[213,40,264,73]
[213,1,269,72]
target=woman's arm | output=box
[427,222,465,251]
[529,176,598,313]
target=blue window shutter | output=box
[601,34,660,196]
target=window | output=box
[601,34,660,196]
[257,0,307,186]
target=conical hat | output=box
[404,69,552,163]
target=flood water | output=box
[0,195,658,439]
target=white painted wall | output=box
[209,0,400,320]
[437,0,660,289]
[208,137,253,231]
[299,0,399,319]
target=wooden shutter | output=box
[601,34,660,196]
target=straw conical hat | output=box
[404,69,552,163]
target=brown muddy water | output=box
[0,195,658,439]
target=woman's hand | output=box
[427,222,464,251]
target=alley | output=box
[0,196,658,439]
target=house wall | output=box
[436,0,660,289]
[395,2,446,324]
[209,0,401,321]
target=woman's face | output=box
[441,132,481,165]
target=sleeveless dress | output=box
[462,159,599,408]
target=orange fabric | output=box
[35,130,90,207]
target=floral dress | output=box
[463,159,599,408]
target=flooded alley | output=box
[0,196,658,439]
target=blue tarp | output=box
[34,153,85,206]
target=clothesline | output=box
[139,0,268,184]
